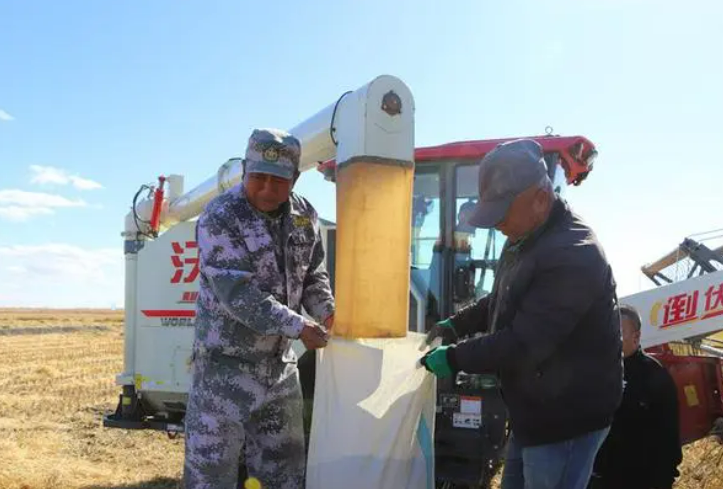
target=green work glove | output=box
[425,318,455,345]
[420,346,454,378]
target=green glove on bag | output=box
[425,318,456,345]
[420,346,454,378]
[437,318,454,329]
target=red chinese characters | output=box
[660,291,699,328]
[171,241,199,284]
[181,291,199,303]
[657,282,723,327]
[702,283,723,320]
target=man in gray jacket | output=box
[184,128,334,489]
[422,139,623,489]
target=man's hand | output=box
[300,320,329,350]
[425,318,456,345]
[420,346,454,378]
[323,314,334,331]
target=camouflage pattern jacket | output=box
[193,184,334,368]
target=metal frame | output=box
[643,238,723,286]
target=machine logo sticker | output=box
[170,241,199,284]
[178,291,199,304]
[649,282,723,329]
[141,309,196,327]
[138,240,200,327]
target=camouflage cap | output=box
[244,128,301,180]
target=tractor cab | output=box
[402,135,596,329]
[313,134,597,487]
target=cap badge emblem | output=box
[263,147,279,162]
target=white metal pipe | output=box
[163,158,243,225]
[161,101,339,226]
[166,174,184,201]
[699,343,723,359]
[162,74,414,226]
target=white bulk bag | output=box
[306,332,436,489]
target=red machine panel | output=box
[656,354,723,444]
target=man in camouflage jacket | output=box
[183,128,335,489]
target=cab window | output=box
[409,167,442,331]
[453,164,504,311]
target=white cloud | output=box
[0,189,86,222]
[0,244,123,308]
[0,206,54,221]
[0,109,13,121]
[29,166,67,185]
[70,176,103,190]
[30,165,103,190]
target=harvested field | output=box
[0,309,183,489]
[0,308,720,488]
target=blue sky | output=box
[0,0,721,307]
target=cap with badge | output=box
[467,139,550,229]
[244,128,301,180]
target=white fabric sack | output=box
[306,332,436,489]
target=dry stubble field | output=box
[0,308,721,489]
[0,309,183,489]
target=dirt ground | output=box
[0,308,721,489]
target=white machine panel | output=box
[134,221,199,394]
[623,270,723,348]
[131,219,334,397]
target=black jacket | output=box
[591,350,682,489]
[448,198,623,447]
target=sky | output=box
[0,0,721,308]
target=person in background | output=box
[422,139,623,489]
[184,128,335,489]
[454,199,478,251]
[589,304,683,489]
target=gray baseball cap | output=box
[467,139,549,229]
[244,128,301,180]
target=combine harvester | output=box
[624,236,723,444]
[104,74,723,488]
